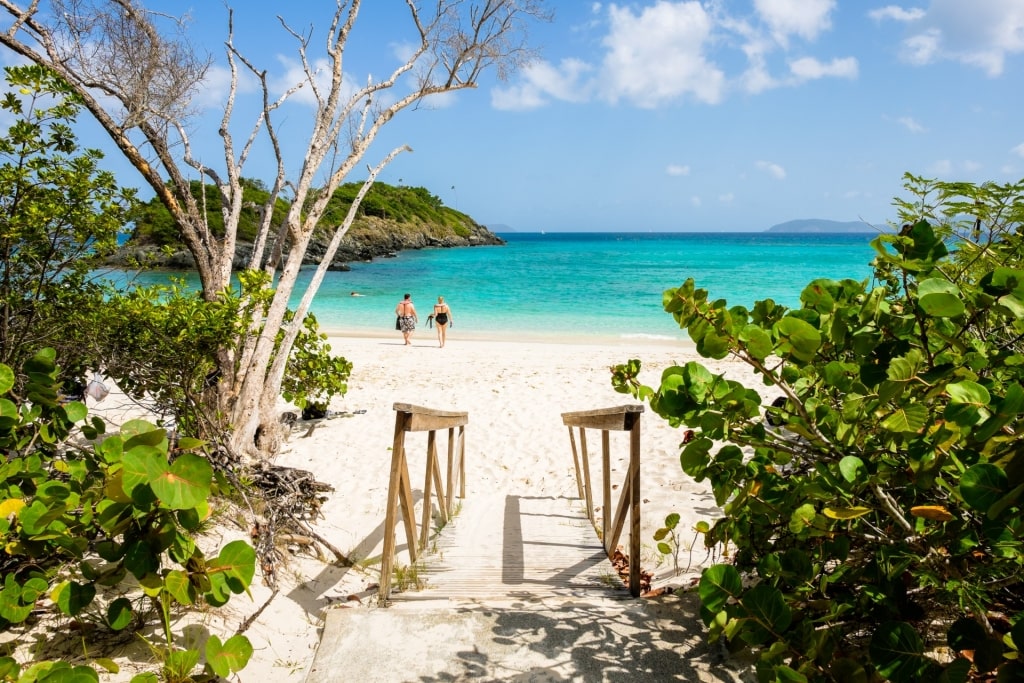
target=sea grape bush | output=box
[613,178,1024,682]
[0,349,255,682]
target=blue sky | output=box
[20,1,1024,232]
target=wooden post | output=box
[379,404,469,603]
[561,405,644,597]
[601,429,611,552]
[567,426,584,500]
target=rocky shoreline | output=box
[109,216,506,271]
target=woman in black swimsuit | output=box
[433,296,453,348]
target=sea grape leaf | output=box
[880,404,928,433]
[107,597,134,630]
[838,456,866,483]
[824,506,872,520]
[206,540,256,595]
[205,634,254,678]
[909,506,953,522]
[869,621,929,683]
[946,380,991,406]
[960,463,1007,513]
[774,317,821,363]
[121,445,166,496]
[698,564,741,612]
[149,453,212,510]
[739,325,773,360]
[917,278,965,317]
[740,584,792,640]
[51,580,96,616]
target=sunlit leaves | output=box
[880,403,929,433]
[917,278,965,317]
[774,316,821,363]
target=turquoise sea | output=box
[128,232,884,342]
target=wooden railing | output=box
[379,402,468,602]
[561,404,643,597]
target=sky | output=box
[8,1,1024,232]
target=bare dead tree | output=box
[0,0,550,457]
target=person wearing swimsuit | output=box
[395,293,418,345]
[433,296,453,348]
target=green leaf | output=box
[774,316,821,363]
[917,278,965,317]
[838,455,866,483]
[789,503,820,535]
[52,580,96,617]
[869,621,929,683]
[0,365,13,394]
[107,597,134,630]
[946,380,991,406]
[62,401,88,423]
[164,570,194,606]
[207,540,256,595]
[739,325,773,360]
[698,564,742,612]
[959,463,1007,513]
[121,445,166,496]
[149,453,212,510]
[740,583,792,634]
[880,403,929,433]
[205,634,253,677]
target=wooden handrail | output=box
[561,404,643,597]
[379,403,468,603]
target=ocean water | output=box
[125,232,883,342]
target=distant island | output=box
[766,219,885,234]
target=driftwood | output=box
[244,462,344,587]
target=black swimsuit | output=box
[435,312,449,325]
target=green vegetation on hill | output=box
[129,179,478,246]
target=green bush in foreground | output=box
[614,178,1024,682]
[0,349,255,682]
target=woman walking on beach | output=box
[395,293,418,345]
[432,296,453,348]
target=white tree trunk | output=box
[0,0,550,459]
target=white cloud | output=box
[691,195,702,206]
[929,159,954,175]
[964,160,982,172]
[754,0,836,46]
[898,116,926,133]
[1012,143,1024,158]
[901,28,942,65]
[868,6,926,22]
[599,1,725,107]
[789,56,858,81]
[756,160,787,179]
[666,164,691,176]
[491,58,592,110]
[898,0,1024,76]
[492,0,857,109]
[719,192,735,203]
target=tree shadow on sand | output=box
[409,593,756,682]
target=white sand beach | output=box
[82,331,763,681]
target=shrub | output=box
[0,349,255,682]
[613,177,1024,681]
